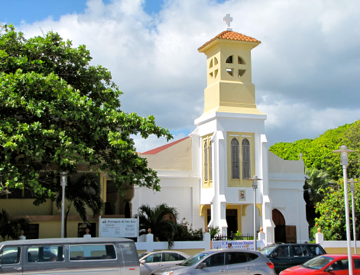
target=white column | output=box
[260,134,274,244]
[208,131,227,235]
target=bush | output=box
[173,223,203,241]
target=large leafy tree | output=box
[269,121,360,181]
[134,203,178,248]
[312,179,360,241]
[0,25,172,196]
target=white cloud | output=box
[17,0,360,151]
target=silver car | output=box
[151,249,276,275]
[139,250,190,275]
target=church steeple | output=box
[197,27,265,117]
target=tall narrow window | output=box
[209,142,212,181]
[242,138,250,179]
[204,141,208,181]
[231,138,239,179]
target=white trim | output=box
[195,111,267,126]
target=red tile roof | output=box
[141,136,190,155]
[198,31,261,51]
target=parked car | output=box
[260,243,326,274]
[279,254,360,274]
[151,249,276,275]
[139,250,190,275]
[0,237,139,275]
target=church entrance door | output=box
[272,209,286,243]
[226,209,238,237]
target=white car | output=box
[139,250,190,275]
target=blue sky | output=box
[1,0,360,152]
[1,0,168,25]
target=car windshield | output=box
[260,246,275,256]
[179,252,209,266]
[302,256,335,270]
[138,252,148,259]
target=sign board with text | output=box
[99,217,139,238]
[212,240,266,250]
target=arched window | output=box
[242,138,250,179]
[231,138,239,179]
[204,141,208,181]
[209,141,212,181]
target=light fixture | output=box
[251,175,261,251]
[60,171,67,238]
[349,178,357,254]
[333,145,354,275]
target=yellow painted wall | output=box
[325,247,358,254]
[198,37,265,119]
[1,199,53,215]
[170,249,204,255]
[36,220,99,238]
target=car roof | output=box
[0,237,133,247]
[204,249,262,254]
[266,243,321,247]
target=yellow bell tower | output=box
[197,30,265,117]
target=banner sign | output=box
[99,217,139,238]
[212,240,266,250]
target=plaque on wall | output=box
[239,190,246,201]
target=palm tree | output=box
[134,203,178,248]
[304,166,336,229]
[0,209,29,241]
[55,173,104,237]
[304,166,336,205]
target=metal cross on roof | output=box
[223,14,233,31]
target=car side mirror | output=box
[270,252,278,258]
[325,266,333,272]
[140,260,145,264]
[197,262,207,269]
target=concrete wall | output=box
[132,172,203,230]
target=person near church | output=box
[83,227,91,238]
[19,229,26,240]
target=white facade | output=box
[132,30,309,244]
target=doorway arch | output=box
[272,209,286,243]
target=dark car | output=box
[260,243,326,274]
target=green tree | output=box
[269,121,360,181]
[312,179,360,241]
[0,209,29,241]
[134,203,178,248]
[304,166,336,229]
[0,25,172,196]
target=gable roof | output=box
[198,30,261,51]
[142,136,190,155]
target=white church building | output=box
[132,19,309,244]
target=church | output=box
[1,16,308,242]
[133,16,309,244]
